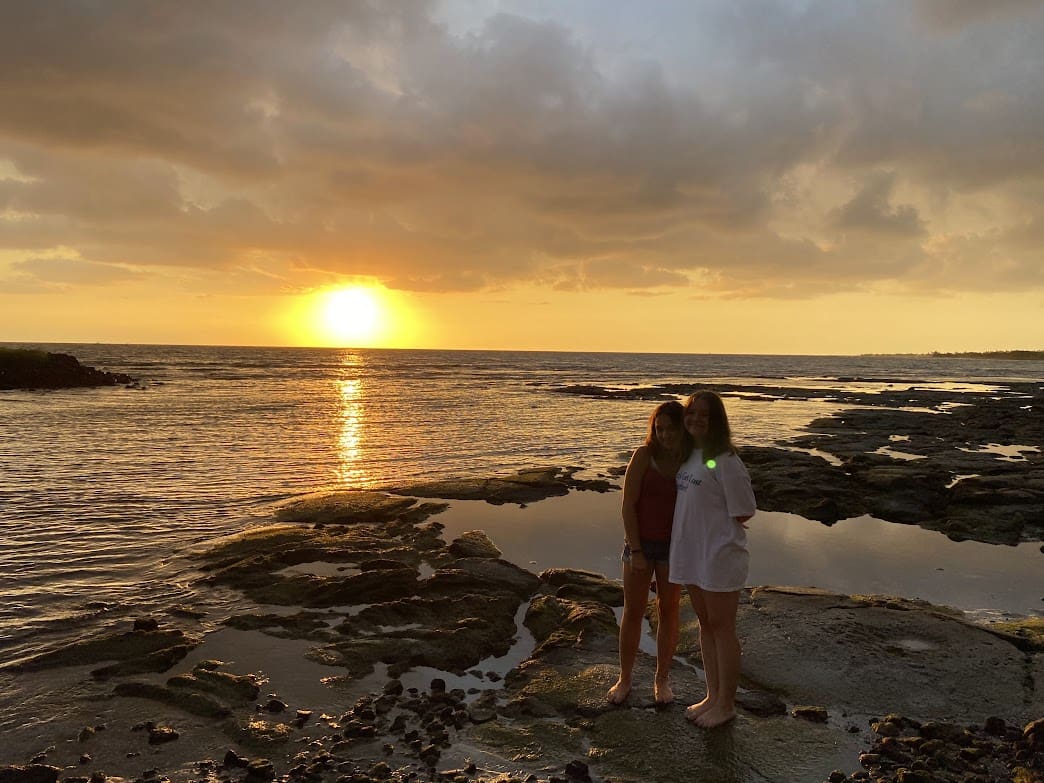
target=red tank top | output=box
[636,460,677,542]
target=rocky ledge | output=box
[4,490,1038,783]
[557,379,1044,545]
[0,348,139,390]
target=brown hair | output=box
[644,400,693,460]
[684,390,736,462]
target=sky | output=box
[1,0,1042,354]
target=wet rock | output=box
[277,491,418,525]
[5,629,198,673]
[524,595,617,652]
[734,587,1037,718]
[113,681,232,718]
[564,760,591,781]
[90,642,195,679]
[424,557,540,600]
[792,705,829,722]
[224,611,330,637]
[245,759,275,780]
[1024,717,1044,750]
[735,689,787,717]
[538,568,624,606]
[168,665,261,702]
[263,698,289,713]
[228,718,294,749]
[133,617,160,632]
[0,765,61,783]
[0,349,137,390]
[147,725,179,744]
[448,530,502,559]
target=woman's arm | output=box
[621,446,650,563]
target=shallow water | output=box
[434,492,1044,617]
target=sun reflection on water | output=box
[336,370,366,485]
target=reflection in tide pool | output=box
[434,491,1043,618]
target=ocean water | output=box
[1,344,1042,669]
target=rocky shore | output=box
[0,348,139,390]
[2,481,1040,783]
[551,379,1043,546]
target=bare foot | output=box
[684,695,713,721]
[606,679,631,705]
[696,705,737,728]
[653,677,674,705]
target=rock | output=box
[564,760,591,781]
[1024,717,1044,750]
[133,617,160,632]
[0,349,138,390]
[5,629,197,673]
[147,725,179,744]
[277,490,418,525]
[735,689,787,717]
[538,568,625,606]
[392,468,573,505]
[263,698,288,713]
[0,766,61,783]
[424,557,540,600]
[734,587,1036,717]
[245,759,275,780]
[167,666,261,702]
[113,681,232,718]
[524,595,618,651]
[792,705,829,722]
[448,530,502,559]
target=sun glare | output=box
[320,286,382,345]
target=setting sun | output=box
[282,283,423,348]
[322,287,381,344]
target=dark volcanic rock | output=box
[538,568,625,606]
[0,766,61,783]
[448,530,502,559]
[5,629,198,673]
[0,348,137,390]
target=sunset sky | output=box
[1,0,1042,354]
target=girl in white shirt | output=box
[670,390,756,728]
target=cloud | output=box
[832,173,926,237]
[8,256,143,287]
[0,1,1042,299]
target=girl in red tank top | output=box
[607,400,692,707]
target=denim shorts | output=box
[622,539,670,564]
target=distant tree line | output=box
[928,350,1044,360]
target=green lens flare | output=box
[706,459,717,469]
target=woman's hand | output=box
[735,514,752,529]
[629,550,648,571]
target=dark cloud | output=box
[832,173,926,237]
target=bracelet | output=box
[629,546,643,555]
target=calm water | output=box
[1,344,1042,667]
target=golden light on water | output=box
[337,377,365,485]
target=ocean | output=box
[1,344,1042,674]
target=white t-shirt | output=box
[669,448,757,591]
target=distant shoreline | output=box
[863,350,1044,360]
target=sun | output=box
[319,286,383,345]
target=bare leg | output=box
[652,562,680,704]
[694,589,741,728]
[607,559,652,704]
[684,585,717,720]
